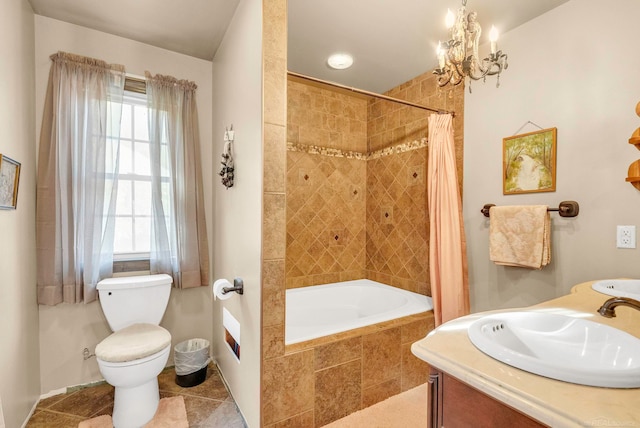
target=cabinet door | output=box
[428,368,547,428]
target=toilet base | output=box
[112,378,159,428]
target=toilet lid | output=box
[96,323,171,363]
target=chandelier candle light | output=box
[434,0,508,91]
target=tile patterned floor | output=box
[26,363,246,427]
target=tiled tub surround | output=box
[262,7,465,423]
[286,79,369,290]
[286,143,430,293]
[366,145,429,294]
[286,149,367,288]
[286,76,456,294]
[287,78,368,153]
[264,311,435,427]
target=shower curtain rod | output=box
[287,71,455,117]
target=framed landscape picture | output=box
[0,154,21,209]
[503,127,557,195]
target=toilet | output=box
[95,274,173,428]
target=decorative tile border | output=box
[368,138,428,160]
[287,142,368,160]
[287,138,428,160]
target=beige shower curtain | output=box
[427,113,470,326]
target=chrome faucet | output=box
[597,297,640,318]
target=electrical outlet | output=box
[617,225,636,249]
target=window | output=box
[109,92,171,262]
[37,55,209,300]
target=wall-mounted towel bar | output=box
[481,200,579,218]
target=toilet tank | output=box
[97,274,173,332]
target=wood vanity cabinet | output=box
[428,368,548,428]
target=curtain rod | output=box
[287,71,455,117]
[124,76,146,94]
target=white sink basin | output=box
[592,279,640,300]
[467,311,640,388]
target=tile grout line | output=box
[31,408,84,420]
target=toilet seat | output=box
[96,323,171,363]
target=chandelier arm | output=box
[480,53,508,76]
[436,74,451,87]
[449,71,464,86]
[452,61,466,81]
[434,66,464,87]
[466,59,488,81]
[474,55,490,74]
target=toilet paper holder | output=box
[222,278,244,296]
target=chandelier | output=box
[433,0,508,90]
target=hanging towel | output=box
[489,205,551,269]
[219,138,234,189]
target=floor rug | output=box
[322,384,428,428]
[78,396,188,428]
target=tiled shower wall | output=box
[287,78,368,152]
[366,72,465,291]
[286,80,368,288]
[365,147,429,295]
[286,75,463,293]
[286,151,367,288]
[382,73,465,192]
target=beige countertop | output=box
[411,280,640,428]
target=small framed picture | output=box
[0,154,21,209]
[503,127,557,195]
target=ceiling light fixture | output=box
[327,53,354,70]
[433,0,508,91]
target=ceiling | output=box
[288,0,569,93]
[28,0,241,60]
[28,0,569,93]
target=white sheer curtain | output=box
[145,72,210,289]
[36,52,125,305]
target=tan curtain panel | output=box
[36,52,125,305]
[427,113,470,326]
[145,72,210,289]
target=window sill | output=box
[113,258,150,273]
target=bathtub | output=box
[285,279,433,345]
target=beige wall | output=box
[0,1,39,426]
[464,0,640,311]
[210,0,263,426]
[34,16,215,394]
